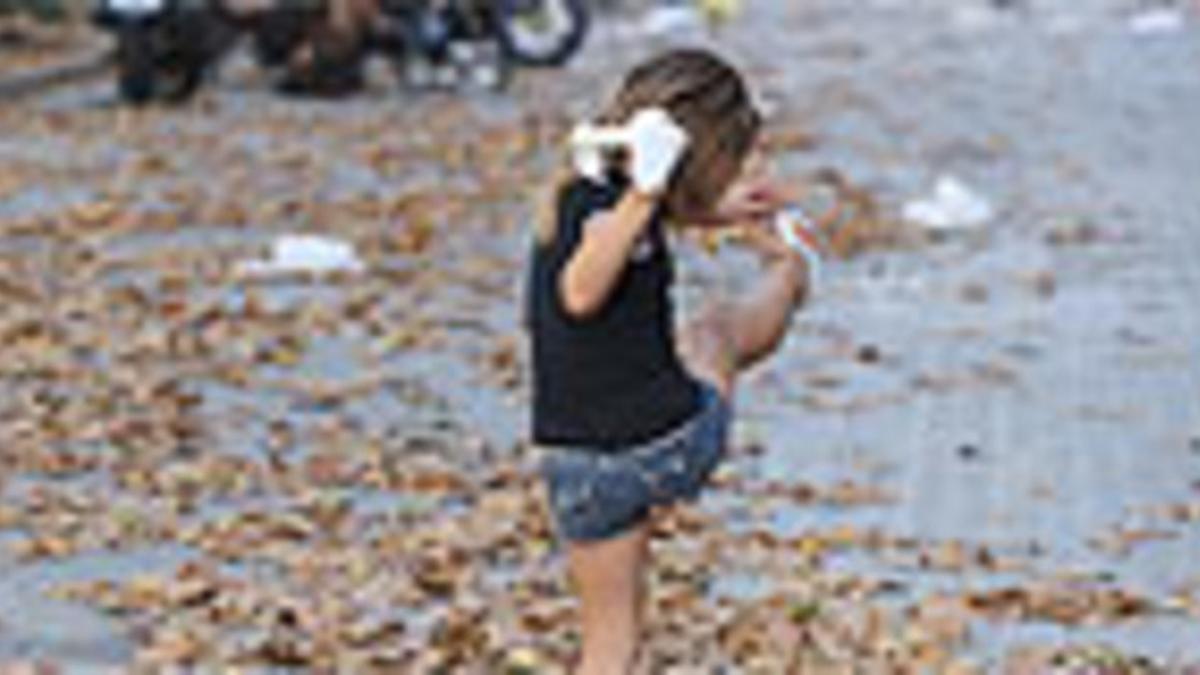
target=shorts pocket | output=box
[638,390,730,505]
[639,439,695,505]
[541,453,598,522]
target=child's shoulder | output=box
[539,172,633,251]
[559,172,629,219]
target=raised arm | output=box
[558,108,690,318]
[558,191,659,319]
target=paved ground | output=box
[0,0,1198,670]
[716,0,1200,661]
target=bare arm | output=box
[559,191,660,319]
[697,176,845,246]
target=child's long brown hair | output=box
[536,49,763,244]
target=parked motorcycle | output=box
[282,0,590,94]
[91,0,589,103]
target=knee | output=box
[693,301,738,351]
[678,302,738,397]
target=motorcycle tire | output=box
[116,20,211,104]
[116,24,158,104]
[493,0,588,68]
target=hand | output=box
[625,108,690,196]
[719,200,827,286]
[738,216,801,262]
[712,176,785,225]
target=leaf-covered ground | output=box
[2,1,1199,671]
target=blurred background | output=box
[1,0,1199,672]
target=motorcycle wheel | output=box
[492,0,588,68]
[115,20,211,104]
[161,12,231,102]
[116,24,157,104]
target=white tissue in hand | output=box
[570,128,606,182]
[625,108,690,194]
[569,108,689,192]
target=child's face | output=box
[703,142,778,225]
[669,118,762,222]
[712,144,768,207]
[737,144,770,185]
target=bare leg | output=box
[678,237,809,397]
[567,522,652,675]
[564,234,807,675]
[727,249,809,372]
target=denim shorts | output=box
[538,383,731,543]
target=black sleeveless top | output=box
[526,177,701,451]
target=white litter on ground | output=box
[902,175,995,232]
[949,6,1006,32]
[238,235,365,275]
[1128,8,1186,36]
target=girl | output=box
[527,49,831,673]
